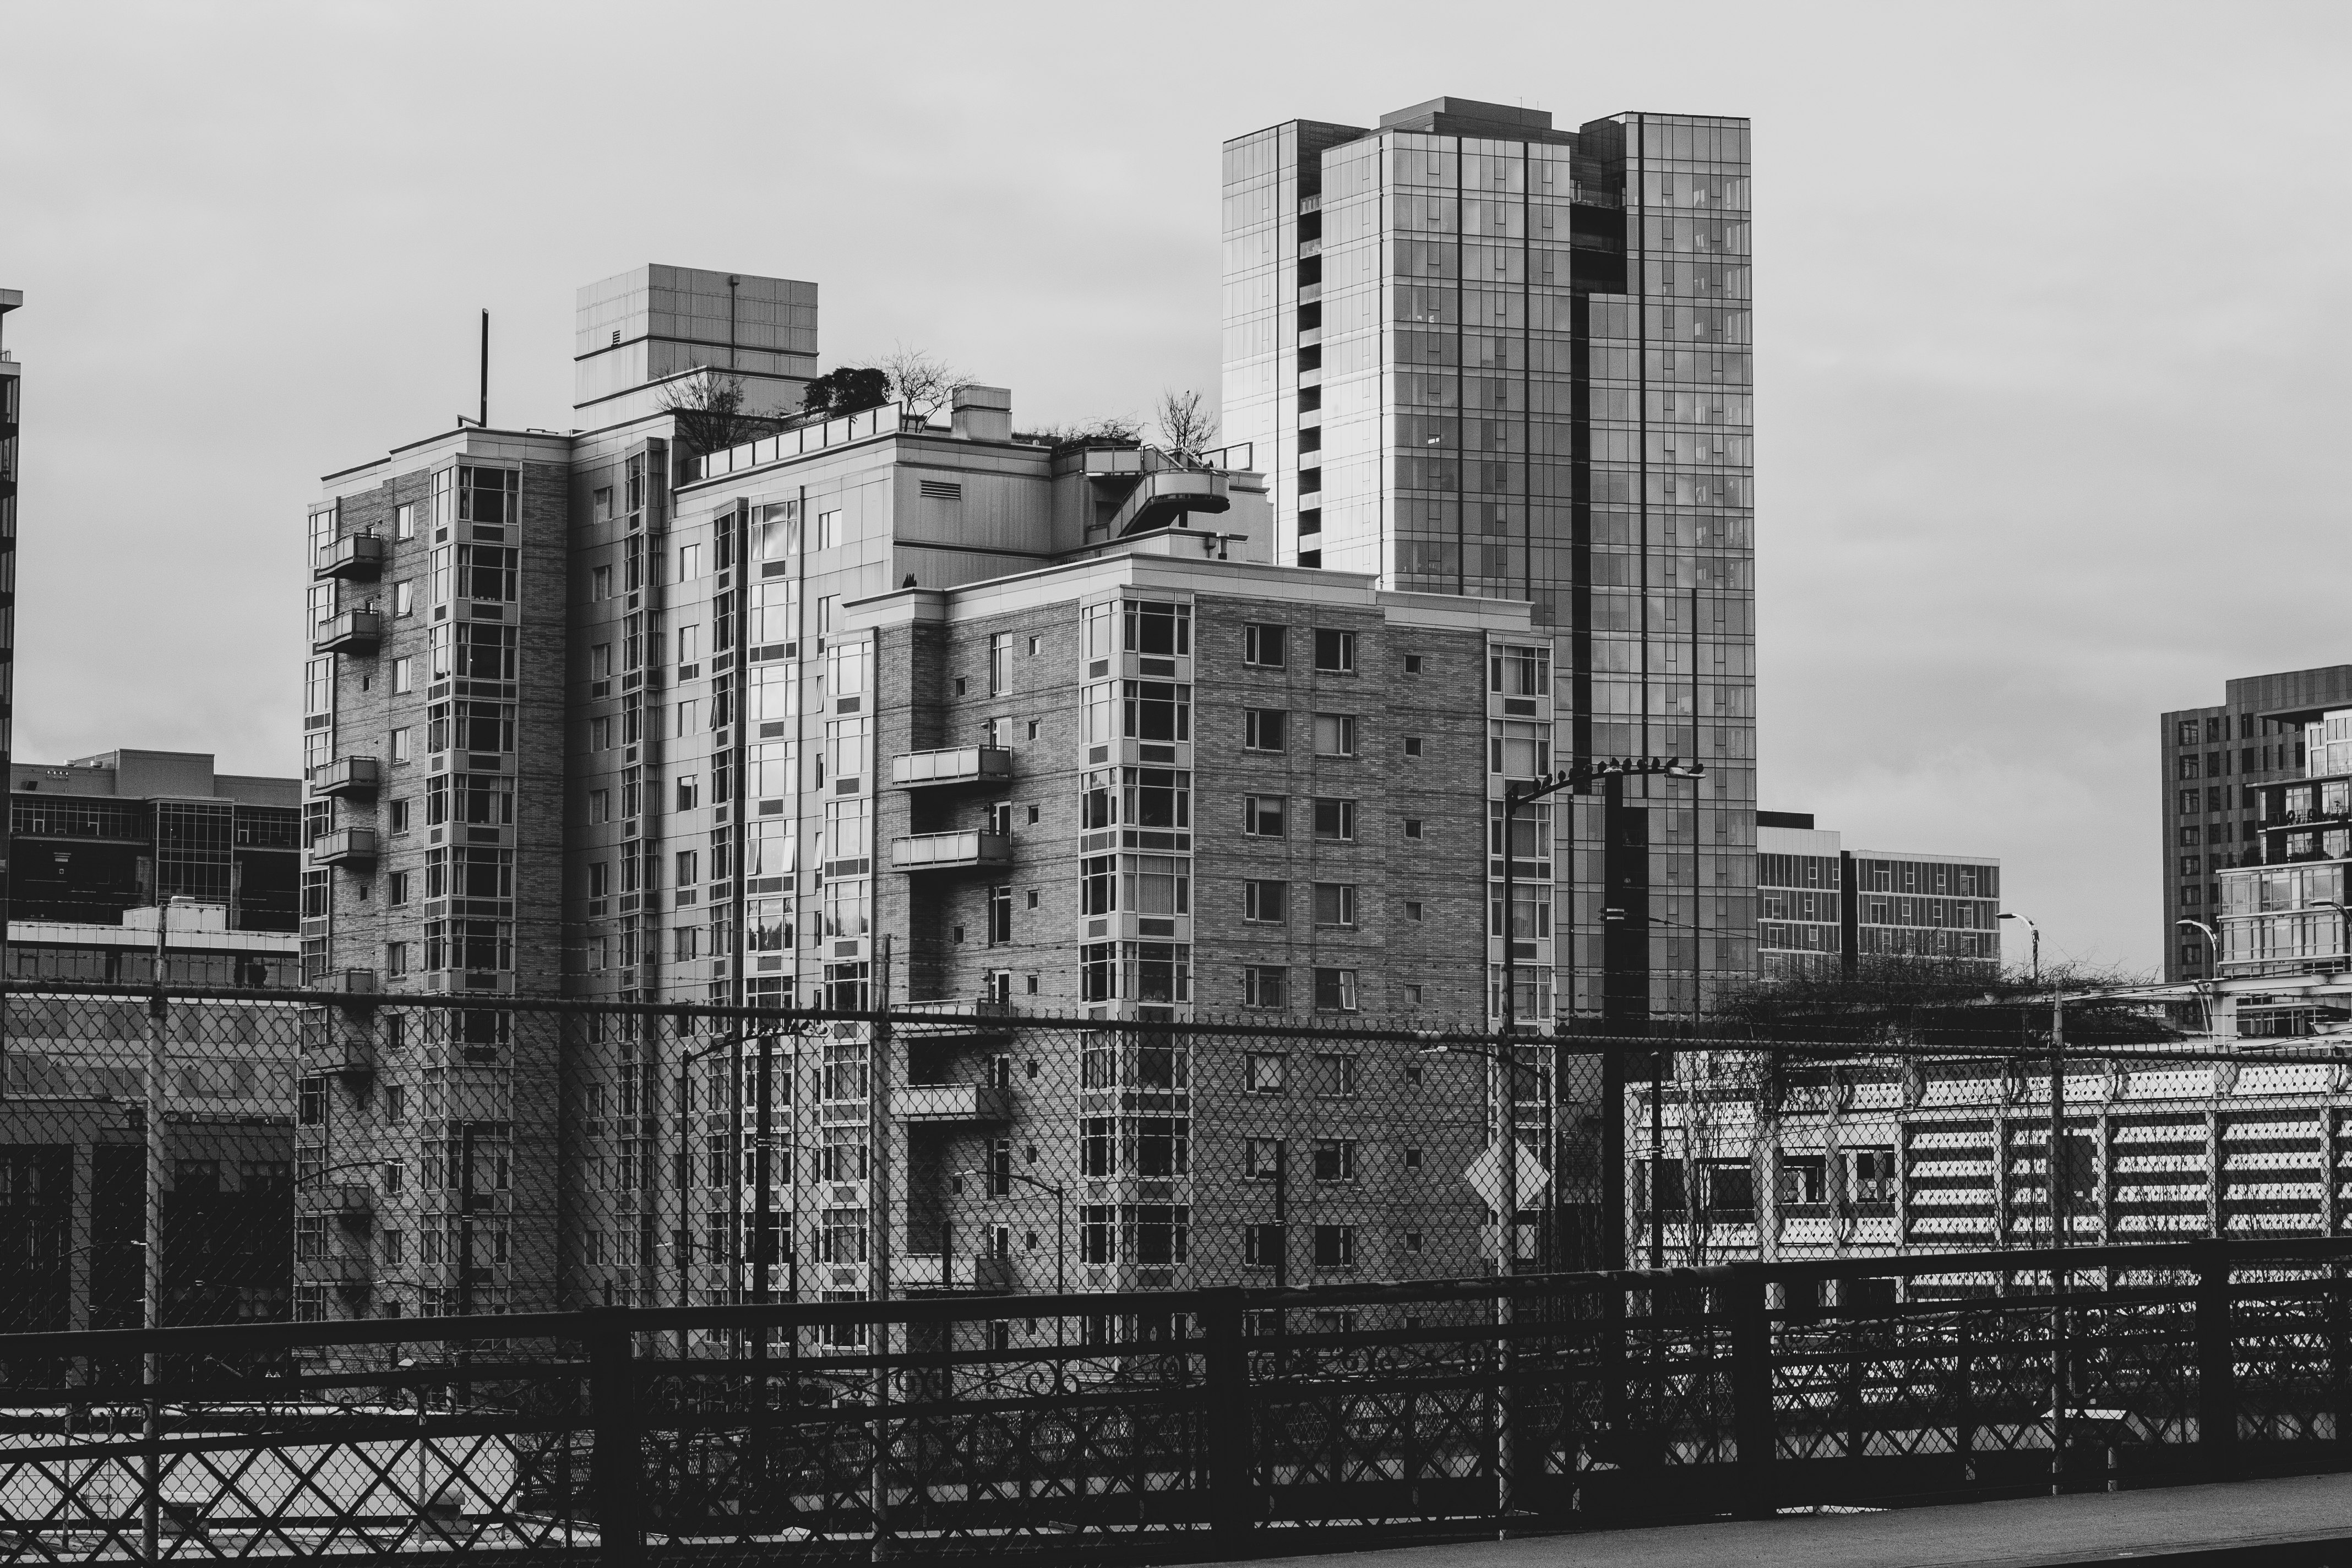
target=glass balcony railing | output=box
[311,611,382,656]
[310,757,380,799]
[890,746,1014,790]
[313,534,385,581]
[311,827,378,868]
[896,1083,1014,1124]
[889,830,1012,872]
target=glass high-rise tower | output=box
[1222,97,1756,1019]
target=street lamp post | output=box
[1999,911,2039,984]
[1506,759,1702,1272]
[673,1031,738,1360]
[2175,918,2223,1037]
[1422,1041,1547,1538]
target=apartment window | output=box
[1490,720,1551,778]
[394,580,415,618]
[392,657,414,695]
[1847,1148,1897,1207]
[1245,1053,1286,1093]
[1313,883,1358,928]
[1313,628,1355,672]
[1026,719,1040,741]
[2179,856,2202,877]
[298,1075,325,1126]
[1403,818,1425,840]
[1313,968,1360,1012]
[988,885,1012,945]
[1245,796,1287,837]
[990,632,1011,694]
[676,849,700,888]
[1124,600,1191,656]
[676,775,699,811]
[395,502,419,541]
[1313,798,1357,841]
[1403,736,1423,759]
[1243,966,1287,1009]
[678,543,701,580]
[1245,1224,1283,1268]
[1490,644,1551,698]
[1244,880,1287,923]
[1245,624,1287,668]
[590,789,611,824]
[1245,1139,1283,1180]
[1313,1225,1357,1270]
[386,940,409,976]
[1245,709,1287,752]
[1122,680,1190,742]
[675,925,700,962]
[1312,1052,1358,1097]
[1403,654,1424,674]
[388,871,410,907]
[592,644,612,679]
[676,699,699,738]
[1313,714,1358,757]
[389,798,410,833]
[1313,1139,1357,1182]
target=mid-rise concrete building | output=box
[1754,811,2001,981]
[297,262,1578,1317]
[2159,665,2352,984]
[1221,97,1756,1025]
[8,749,301,935]
[3,901,301,1330]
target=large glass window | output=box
[1125,856,1189,916]
[1122,681,1190,742]
[1123,601,1191,656]
[457,465,518,525]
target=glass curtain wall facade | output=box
[2159,666,2352,982]
[1221,100,1756,1020]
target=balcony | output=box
[889,1253,1016,1294]
[311,827,378,869]
[310,968,377,1005]
[897,1082,1014,1125]
[890,830,1012,873]
[314,533,385,582]
[333,1185,374,1226]
[311,756,380,801]
[326,1031,376,1083]
[890,746,1014,791]
[311,610,382,656]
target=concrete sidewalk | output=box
[1240,1473,2352,1567]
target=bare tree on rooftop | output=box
[1155,388,1218,464]
[657,367,769,455]
[874,346,974,423]
[1016,416,1142,448]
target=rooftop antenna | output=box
[478,308,489,429]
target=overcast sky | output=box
[3,0,2346,975]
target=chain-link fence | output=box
[6,982,2352,1558]
[9,982,2352,1332]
